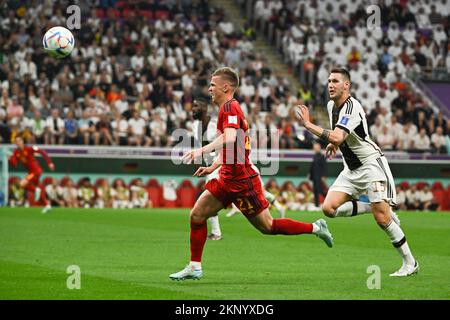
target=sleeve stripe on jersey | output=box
[345,99,353,115]
[336,124,350,133]
[224,100,233,113]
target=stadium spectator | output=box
[111,113,129,146]
[63,179,79,208]
[280,181,303,210]
[130,178,152,208]
[45,178,65,207]
[405,184,420,210]
[44,108,65,145]
[128,110,151,147]
[111,179,131,209]
[395,185,407,211]
[418,185,439,211]
[28,110,45,144]
[9,179,25,207]
[412,128,431,152]
[64,110,79,145]
[94,113,114,145]
[96,178,112,209]
[78,178,95,208]
[431,127,447,154]
[377,126,395,151]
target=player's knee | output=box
[322,203,336,218]
[373,209,390,227]
[189,207,207,223]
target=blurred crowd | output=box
[8,174,447,211]
[0,0,448,153]
[250,0,450,153]
[9,176,152,209]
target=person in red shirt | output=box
[170,67,334,281]
[9,136,55,213]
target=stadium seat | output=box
[176,186,196,208]
[179,179,194,189]
[431,182,444,191]
[147,187,162,207]
[400,181,410,189]
[146,179,160,188]
[432,190,447,210]
[41,176,53,186]
[162,199,178,208]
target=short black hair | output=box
[193,95,209,106]
[330,67,351,82]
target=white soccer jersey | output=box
[327,96,383,170]
[192,117,218,166]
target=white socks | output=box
[189,261,202,270]
[335,200,372,217]
[209,215,221,236]
[263,190,275,203]
[312,222,320,233]
[382,220,415,266]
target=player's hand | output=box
[49,163,55,171]
[325,143,337,160]
[193,166,213,177]
[181,148,203,164]
[294,105,310,126]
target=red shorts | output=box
[25,170,42,185]
[205,175,269,217]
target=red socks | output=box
[190,220,207,262]
[271,218,313,235]
[25,184,36,206]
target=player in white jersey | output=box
[191,97,223,240]
[192,97,285,240]
[295,68,419,277]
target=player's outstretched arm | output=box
[32,146,55,170]
[295,105,348,146]
[182,129,236,164]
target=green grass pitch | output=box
[0,207,449,300]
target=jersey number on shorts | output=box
[236,197,255,214]
[372,181,386,192]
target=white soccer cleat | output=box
[206,233,223,241]
[226,208,239,218]
[41,204,52,214]
[169,265,203,281]
[313,219,334,248]
[389,260,419,277]
[390,210,401,226]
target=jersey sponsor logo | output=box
[339,116,349,125]
[228,115,238,125]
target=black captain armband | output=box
[320,129,331,142]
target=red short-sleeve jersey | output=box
[9,145,52,174]
[217,98,258,181]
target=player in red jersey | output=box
[9,136,55,213]
[170,67,334,281]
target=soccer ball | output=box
[42,26,75,59]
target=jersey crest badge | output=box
[228,115,237,125]
[339,116,349,125]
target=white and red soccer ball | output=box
[43,26,75,59]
